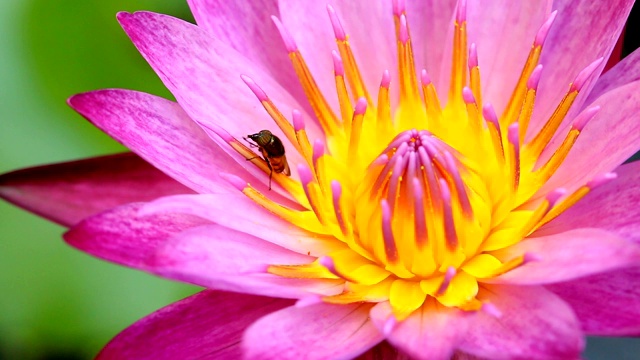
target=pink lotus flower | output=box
[2,0,640,358]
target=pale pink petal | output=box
[68,89,250,194]
[587,47,640,103]
[529,0,633,136]
[407,0,457,93]
[488,228,640,285]
[0,153,191,227]
[97,290,293,360]
[536,160,640,244]
[466,1,551,113]
[370,301,468,360]
[64,202,209,268]
[278,0,395,112]
[141,194,345,256]
[151,224,343,299]
[242,302,382,359]
[548,267,640,336]
[459,285,583,359]
[185,0,310,114]
[538,81,640,195]
[117,11,318,181]
[356,341,410,360]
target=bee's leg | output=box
[243,137,259,148]
[246,156,261,161]
[268,168,273,191]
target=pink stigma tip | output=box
[482,103,499,128]
[570,57,604,92]
[241,75,268,101]
[332,50,344,76]
[535,10,557,46]
[330,180,342,198]
[462,86,476,104]
[587,172,617,189]
[469,43,478,68]
[292,110,305,131]
[271,16,297,52]
[313,139,325,165]
[295,295,323,308]
[546,188,567,207]
[527,64,543,90]
[572,106,600,131]
[421,69,432,85]
[399,14,409,43]
[481,303,502,318]
[318,256,336,271]
[327,5,346,41]
[381,70,391,88]
[297,164,313,185]
[354,97,367,115]
[456,0,467,22]
[220,172,247,191]
[392,0,405,16]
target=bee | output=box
[245,130,291,190]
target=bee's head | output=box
[248,130,273,147]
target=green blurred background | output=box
[0,1,639,359]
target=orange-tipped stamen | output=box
[449,0,468,102]
[395,14,421,103]
[348,98,368,163]
[518,64,542,142]
[468,43,482,107]
[332,51,354,135]
[421,69,443,121]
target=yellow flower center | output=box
[219,4,606,319]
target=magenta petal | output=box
[537,159,640,244]
[587,47,640,103]
[64,202,209,269]
[242,302,382,359]
[0,153,191,227]
[151,224,342,299]
[466,1,550,114]
[68,89,247,194]
[117,11,316,177]
[529,0,633,135]
[370,301,467,360]
[185,0,309,114]
[548,267,640,336]
[97,290,293,360]
[489,228,640,285]
[459,285,583,359]
[538,81,640,195]
[141,194,345,256]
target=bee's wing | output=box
[282,154,291,176]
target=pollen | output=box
[224,2,611,321]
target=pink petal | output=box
[587,47,640,104]
[528,0,633,137]
[407,0,457,93]
[117,11,318,180]
[536,160,640,244]
[488,228,640,285]
[538,81,640,195]
[459,285,583,359]
[242,302,382,359]
[466,1,551,113]
[141,194,345,256]
[548,267,640,336]
[370,301,468,360]
[68,89,249,194]
[185,0,310,114]
[0,153,191,227]
[150,224,343,299]
[64,202,209,269]
[278,0,396,112]
[97,290,293,360]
